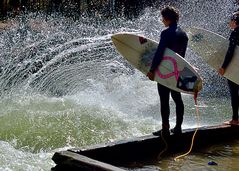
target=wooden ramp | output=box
[52,124,239,171]
[52,150,126,171]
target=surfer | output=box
[147,6,188,136]
[218,11,239,124]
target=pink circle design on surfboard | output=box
[155,56,179,81]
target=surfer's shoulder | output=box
[161,27,171,36]
[230,28,239,39]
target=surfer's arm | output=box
[149,31,169,72]
[221,31,237,69]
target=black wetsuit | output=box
[150,23,188,130]
[222,26,239,121]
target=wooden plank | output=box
[52,124,239,170]
[67,125,239,164]
[52,151,126,171]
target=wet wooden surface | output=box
[52,124,239,171]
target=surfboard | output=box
[186,27,239,85]
[111,33,202,94]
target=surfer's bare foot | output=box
[229,120,239,125]
[170,127,182,134]
[152,129,170,137]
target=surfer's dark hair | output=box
[161,6,179,23]
[231,11,239,25]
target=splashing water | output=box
[0,0,238,170]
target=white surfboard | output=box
[186,27,239,85]
[111,33,202,94]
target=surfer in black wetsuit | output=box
[218,11,239,124]
[147,6,188,136]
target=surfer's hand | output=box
[218,68,225,75]
[193,66,199,72]
[147,71,155,81]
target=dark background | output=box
[0,0,160,19]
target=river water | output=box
[0,0,238,170]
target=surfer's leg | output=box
[228,80,239,120]
[157,83,170,130]
[171,90,184,130]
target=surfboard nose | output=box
[111,33,129,43]
[111,33,136,42]
[111,34,124,50]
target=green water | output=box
[0,82,236,170]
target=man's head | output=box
[230,11,239,29]
[161,6,179,27]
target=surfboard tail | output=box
[194,79,203,92]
